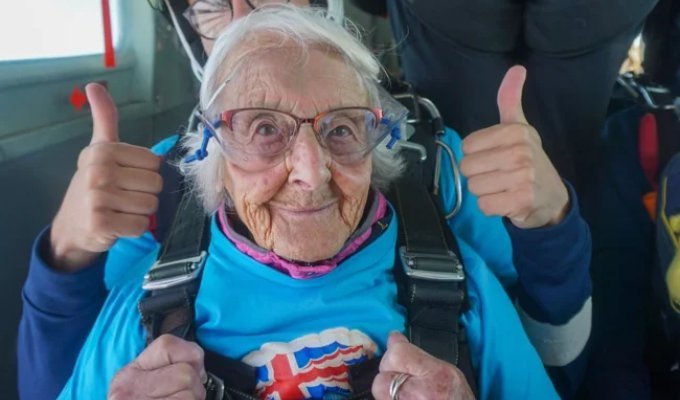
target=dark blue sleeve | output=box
[546,344,591,400]
[17,227,107,400]
[504,181,592,324]
[503,181,592,399]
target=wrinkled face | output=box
[186,0,311,55]
[217,48,373,262]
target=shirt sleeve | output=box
[17,134,178,400]
[18,226,108,400]
[504,181,592,324]
[437,126,592,396]
[504,181,592,398]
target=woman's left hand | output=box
[371,333,475,400]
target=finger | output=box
[167,390,205,400]
[387,331,409,348]
[371,371,402,400]
[112,144,163,170]
[460,143,534,177]
[91,211,151,240]
[115,167,163,194]
[91,189,159,215]
[379,338,429,376]
[461,123,538,155]
[146,363,206,399]
[82,143,162,171]
[497,65,527,124]
[374,368,472,400]
[134,335,207,383]
[476,189,533,220]
[84,164,162,194]
[86,83,119,144]
[467,167,535,197]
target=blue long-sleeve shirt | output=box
[17,131,591,399]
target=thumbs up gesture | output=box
[49,83,163,271]
[460,66,569,229]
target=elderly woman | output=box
[50,5,590,400]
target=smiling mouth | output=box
[272,201,336,214]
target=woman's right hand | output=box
[108,334,207,400]
[49,83,163,271]
[372,333,475,400]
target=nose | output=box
[285,126,332,190]
[231,0,252,19]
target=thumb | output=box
[387,331,409,348]
[497,65,527,124]
[135,335,207,382]
[85,83,119,144]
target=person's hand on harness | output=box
[371,332,474,400]
[460,65,569,229]
[49,83,163,271]
[108,334,207,400]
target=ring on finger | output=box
[389,372,410,400]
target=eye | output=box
[248,117,289,156]
[327,125,355,138]
[254,122,280,137]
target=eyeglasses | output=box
[183,0,292,40]
[199,107,385,170]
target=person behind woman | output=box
[53,5,589,400]
[380,1,656,398]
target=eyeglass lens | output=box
[186,0,291,40]
[215,108,381,169]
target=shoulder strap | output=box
[151,137,186,243]
[138,187,209,342]
[140,138,258,398]
[139,184,255,399]
[386,83,477,396]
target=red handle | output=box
[102,0,116,68]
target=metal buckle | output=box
[204,371,225,400]
[399,246,464,281]
[393,92,420,126]
[142,251,207,291]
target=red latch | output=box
[102,0,116,68]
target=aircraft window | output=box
[0,0,158,163]
[0,1,121,62]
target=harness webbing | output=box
[388,153,472,380]
[386,86,476,395]
[139,187,208,343]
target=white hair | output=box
[180,5,404,213]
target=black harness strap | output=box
[153,135,186,244]
[139,188,209,343]
[391,160,466,360]
[140,186,257,399]
[386,88,477,396]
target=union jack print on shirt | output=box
[242,328,378,400]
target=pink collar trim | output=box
[217,192,387,279]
